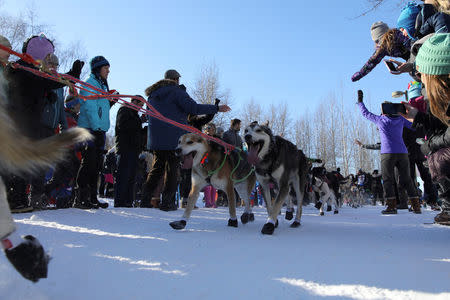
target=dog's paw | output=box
[248,213,255,222]
[240,212,250,224]
[227,219,238,227]
[314,202,322,209]
[285,210,293,221]
[261,223,275,235]
[319,212,324,216]
[169,220,186,230]
[290,221,301,228]
[334,210,339,214]
[326,206,332,212]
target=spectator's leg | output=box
[142,151,166,207]
[160,151,179,210]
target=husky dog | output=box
[244,123,308,235]
[170,133,256,230]
[0,93,92,282]
[312,176,339,215]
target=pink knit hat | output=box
[24,34,54,61]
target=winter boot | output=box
[90,189,108,209]
[150,197,160,208]
[409,197,422,214]
[30,194,49,211]
[434,211,450,226]
[73,188,93,209]
[382,197,397,215]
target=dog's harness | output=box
[200,150,254,184]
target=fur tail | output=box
[0,106,92,173]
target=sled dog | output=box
[244,122,309,235]
[170,133,256,230]
[312,176,339,215]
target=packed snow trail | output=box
[1,201,449,300]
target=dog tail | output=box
[0,109,92,173]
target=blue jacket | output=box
[41,87,68,130]
[145,80,218,150]
[78,73,111,132]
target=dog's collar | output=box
[200,152,209,166]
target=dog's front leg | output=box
[170,179,203,230]
[226,183,238,227]
[319,195,325,216]
[259,182,273,216]
[291,178,304,227]
[237,181,255,224]
[261,183,289,235]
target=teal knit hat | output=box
[416,33,450,75]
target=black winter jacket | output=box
[222,128,243,148]
[5,60,73,139]
[412,110,448,155]
[115,105,145,153]
[416,4,450,39]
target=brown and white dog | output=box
[169,133,256,230]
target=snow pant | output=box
[143,150,179,207]
[427,148,450,212]
[4,175,29,209]
[28,126,55,206]
[114,151,139,207]
[409,155,438,205]
[45,151,80,208]
[98,171,106,196]
[203,185,217,207]
[76,131,106,201]
[0,178,15,239]
[381,153,417,199]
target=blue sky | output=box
[4,0,413,117]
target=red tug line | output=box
[0,44,235,154]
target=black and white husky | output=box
[244,123,309,235]
[312,176,339,215]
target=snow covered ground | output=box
[1,199,449,300]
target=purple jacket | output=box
[358,102,411,154]
[352,29,411,82]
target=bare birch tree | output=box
[0,4,88,77]
[263,101,292,138]
[239,97,263,128]
[191,62,232,128]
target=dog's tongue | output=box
[181,153,194,169]
[247,144,260,165]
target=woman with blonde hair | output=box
[352,22,414,81]
[402,33,450,225]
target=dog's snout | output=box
[175,148,182,156]
[244,134,252,142]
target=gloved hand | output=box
[69,60,84,79]
[108,90,119,107]
[420,140,432,157]
[214,98,221,106]
[3,235,50,282]
[357,90,364,103]
[179,84,187,91]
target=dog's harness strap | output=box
[230,151,255,183]
[206,152,228,179]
